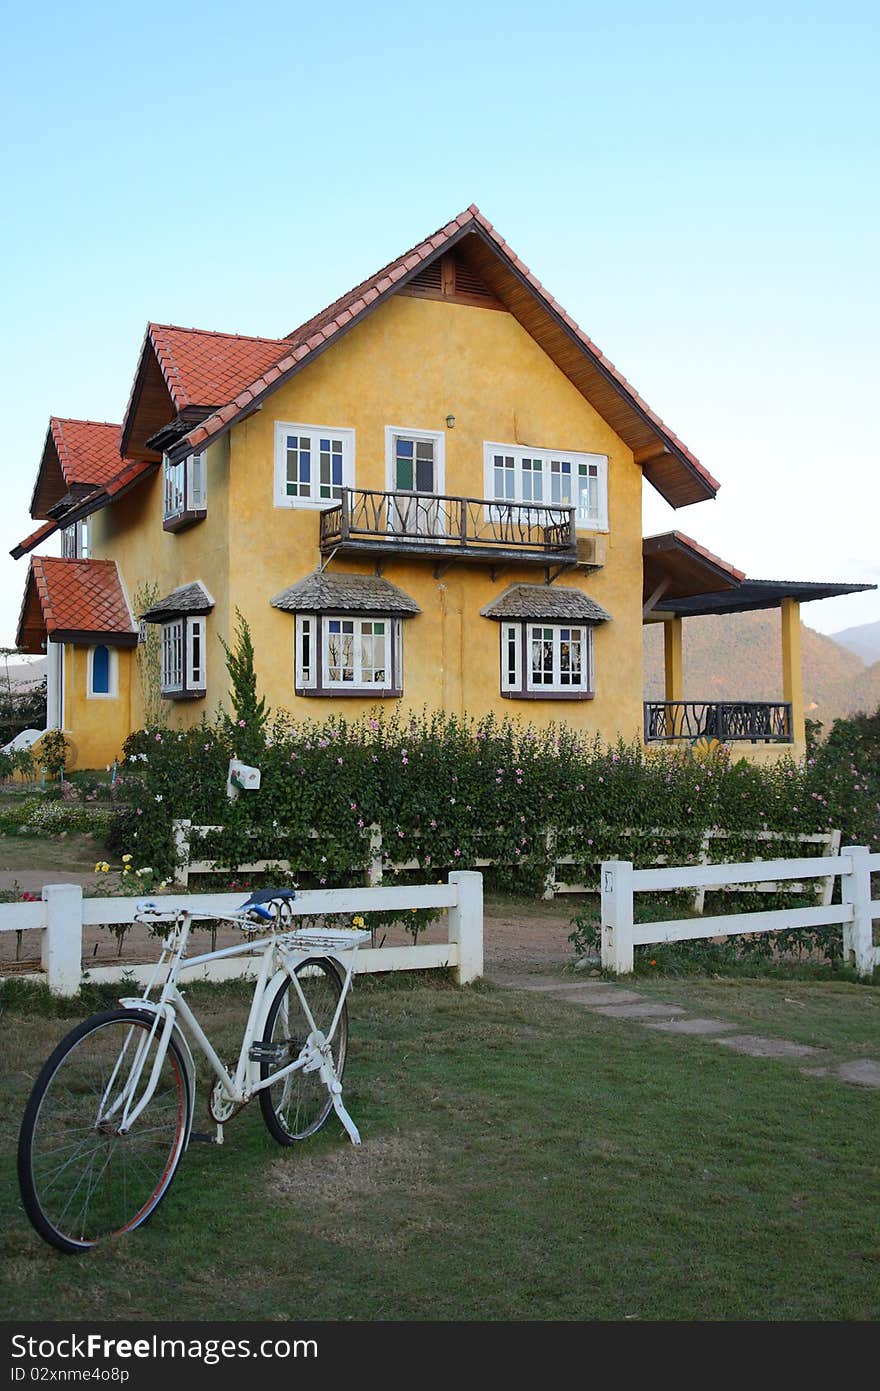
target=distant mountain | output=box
[830,619,880,665]
[1,658,46,688]
[644,610,880,733]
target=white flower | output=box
[155,794,163,802]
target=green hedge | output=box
[109,707,880,882]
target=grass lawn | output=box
[1,972,878,1322]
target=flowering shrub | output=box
[106,706,879,893]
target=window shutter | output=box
[187,617,206,689]
[295,615,316,689]
[500,624,522,692]
[189,453,207,511]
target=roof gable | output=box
[30,418,126,519]
[120,322,290,460]
[16,557,136,652]
[171,207,718,509]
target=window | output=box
[61,519,90,559]
[163,452,206,528]
[385,427,446,535]
[161,617,206,697]
[274,423,355,508]
[484,443,608,530]
[499,622,594,698]
[87,644,117,699]
[294,614,403,696]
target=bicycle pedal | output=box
[189,1131,222,1145]
[248,1041,287,1063]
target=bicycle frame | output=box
[113,909,365,1145]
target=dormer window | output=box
[163,452,207,532]
[61,519,89,559]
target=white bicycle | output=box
[17,889,368,1253]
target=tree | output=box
[219,610,268,764]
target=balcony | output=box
[644,700,793,744]
[319,488,578,574]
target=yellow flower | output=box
[352,915,365,928]
[121,853,133,863]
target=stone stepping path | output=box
[487,969,880,1090]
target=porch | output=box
[641,533,874,756]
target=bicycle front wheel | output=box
[18,1009,190,1254]
[259,958,348,1144]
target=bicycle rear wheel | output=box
[259,958,348,1144]
[18,1009,190,1253]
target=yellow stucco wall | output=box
[227,295,644,741]
[60,643,134,769]
[73,294,644,762]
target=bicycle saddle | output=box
[238,888,297,907]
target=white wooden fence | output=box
[174,819,840,905]
[0,873,483,997]
[601,846,879,978]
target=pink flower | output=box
[454,849,461,857]
[154,733,162,742]
[238,719,246,727]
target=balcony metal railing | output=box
[319,488,577,559]
[644,700,793,744]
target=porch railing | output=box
[644,700,793,744]
[319,488,576,555]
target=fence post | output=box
[601,860,634,975]
[821,828,841,907]
[41,883,83,996]
[448,870,483,985]
[542,827,557,900]
[367,824,383,887]
[694,829,711,914]
[173,819,192,889]
[841,845,874,978]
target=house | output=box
[12,206,872,769]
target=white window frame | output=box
[161,616,206,696]
[61,519,90,559]
[499,621,594,697]
[163,452,207,522]
[483,442,608,531]
[87,645,118,700]
[384,426,446,496]
[273,423,355,510]
[323,616,392,690]
[294,613,403,695]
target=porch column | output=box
[663,616,683,703]
[780,598,805,747]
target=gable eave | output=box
[166,206,718,507]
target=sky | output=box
[1,0,877,648]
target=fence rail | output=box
[175,819,841,908]
[601,847,879,978]
[0,873,484,996]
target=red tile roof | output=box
[11,521,59,561]
[51,418,127,487]
[21,557,136,643]
[12,459,157,560]
[148,323,289,410]
[173,205,719,505]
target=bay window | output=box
[499,621,594,698]
[161,616,206,698]
[295,614,403,696]
[163,452,207,530]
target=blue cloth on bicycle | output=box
[238,888,297,910]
